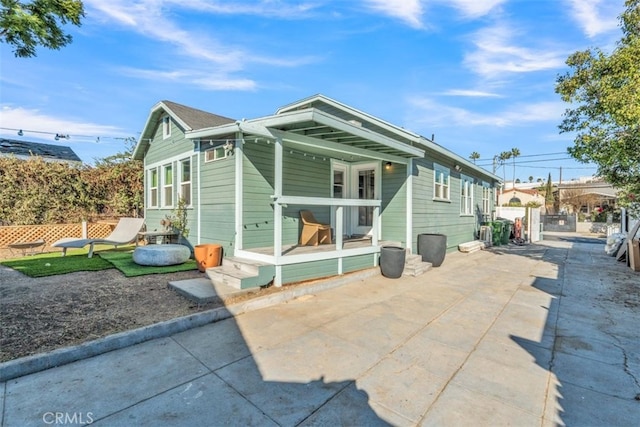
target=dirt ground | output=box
[0,259,282,363]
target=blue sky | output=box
[0,0,626,182]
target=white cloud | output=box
[445,0,507,19]
[566,0,621,38]
[163,0,321,18]
[363,0,425,28]
[83,0,321,88]
[0,106,127,140]
[441,89,503,98]
[407,97,565,128]
[363,0,505,28]
[464,24,566,78]
[118,68,257,91]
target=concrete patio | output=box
[1,232,638,426]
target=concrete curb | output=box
[0,269,379,382]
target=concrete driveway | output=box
[1,232,639,426]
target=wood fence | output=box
[0,222,115,252]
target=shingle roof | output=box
[161,100,235,130]
[0,139,82,163]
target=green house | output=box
[133,95,501,288]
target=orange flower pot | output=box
[194,244,222,272]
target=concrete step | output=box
[206,257,275,290]
[222,256,270,276]
[402,252,432,277]
[403,261,432,277]
[207,265,256,289]
[458,240,488,253]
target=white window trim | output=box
[433,163,450,202]
[162,115,171,139]
[178,157,192,207]
[482,182,491,215]
[204,144,228,162]
[148,167,159,209]
[460,174,474,216]
[162,163,174,208]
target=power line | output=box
[0,127,135,144]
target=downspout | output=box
[197,139,201,244]
[274,137,283,286]
[234,131,243,253]
[406,159,413,253]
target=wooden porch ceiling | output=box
[278,120,419,158]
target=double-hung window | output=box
[460,174,474,215]
[433,163,450,201]
[162,116,171,139]
[482,183,491,217]
[205,144,227,162]
[179,158,191,206]
[162,164,173,207]
[148,168,158,208]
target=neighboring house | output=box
[0,138,82,164]
[558,179,619,215]
[498,188,545,209]
[133,95,501,287]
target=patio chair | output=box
[299,210,332,246]
[52,217,145,258]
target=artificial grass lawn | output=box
[97,251,197,277]
[1,245,197,278]
[1,251,113,278]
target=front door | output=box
[331,161,380,237]
[351,162,380,236]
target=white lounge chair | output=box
[52,218,145,258]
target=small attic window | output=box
[162,116,171,139]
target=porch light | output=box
[385,162,392,170]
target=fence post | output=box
[82,221,88,239]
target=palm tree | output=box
[469,151,480,164]
[510,147,520,189]
[528,176,534,183]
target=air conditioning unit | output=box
[479,226,492,246]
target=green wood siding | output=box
[412,155,495,251]
[342,254,377,273]
[198,147,235,254]
[242,143,331,249]
[282,259,339,283]
[381,164,407,245]
[145,119,193,165]
[143,119,198,247]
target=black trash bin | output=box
[380,246,406,278]
[417,233,447,267]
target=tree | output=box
[555,0,640,215]
[544,173,555,214]
[469,151,480,164]
[529,176,534,183]
[510,147,520,189]
[0,0,85,57]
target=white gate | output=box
[528,207,541,242]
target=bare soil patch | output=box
[0,265,279,363]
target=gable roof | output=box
[133,100,235,160]
[0,138,82,163]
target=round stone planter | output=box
[417,233,447,267]
[133,244,190,266]
[380,246,406,279]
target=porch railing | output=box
[234,195,382,267]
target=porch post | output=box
[234,132,243,251]
[336,205,343,274]
[274,136,283,286]
[406,159,413,253]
